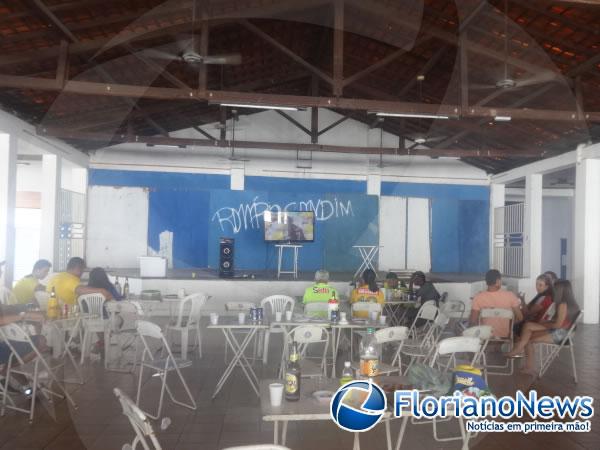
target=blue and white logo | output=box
[330,380,387,432]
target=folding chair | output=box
[78,293,107,364]
[135,320,196,419]
[401,312,449,374]
[407,300,438,339]
[440,300,466,336]
[427,336,482,442]
[536,311,582,382]
[114,387,163,450]
[478,308,515,375]
[373,326,409,375]
[279,325,330,379]
[105,301,144,372]
[462,325,493,383]
[165,293,208,360]
[0,323,77,422]
[261,295,295,364]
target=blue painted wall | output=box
[89,170,489,274]
[381,182,490,273]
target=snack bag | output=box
[452,365,493,398]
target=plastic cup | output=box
[269,382,284,407]
[370,311,379,322]
[285,310,293,321]
[379,315,387,325]
[340,312,347,322]
[238,312,246,325]
[210,313,219,325]
[275,311,283,322]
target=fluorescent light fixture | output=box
[220,103,299,111]
[374,112,449,120]
[494,115,512,122]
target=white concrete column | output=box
[523,174,543,278]
[573,158,600,324]
[489,183,505,268]
[230,167,245,191]
[367,174,381,196]
[0,133,17,287]
[40,154,61,267]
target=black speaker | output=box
[219,237,234,278]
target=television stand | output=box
[275,243,302,279]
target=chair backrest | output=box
[0,323,37,366]
[439,292,448,304]
[479,308,514,320]
[437,336,481,356]
[260,295,295,316]
[441,300,466,319]
[417,300,439,321]
[225,302,255,312]
[351,302,382,314]
[290,325,329,345]
[78,293,106,316]
[106,300,143,333]
[34,291,51,311]
[304,302,329,314]
[374,326,409,344]
[462,325,493,340]
[114,388,162,450]
[174,293,208,328]
[137,320,164,341]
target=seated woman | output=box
[523,274,554,321]
[85,268,122,354]
[505,279,580,375]
[350,269,384,318]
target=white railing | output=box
[58,189,86,271]
[493,203,524,278]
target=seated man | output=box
[469,269,523,338]
[12,259,52,305]
[303,270,337,303]
[409,271,441,305]
[46,257,110,306]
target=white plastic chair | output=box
[304,302,329,318]
[374,326,409,375]
[166,293,208,360]
[105,301,144,372]
[34,291,51,311]
[261,295,295,364]
[536,311,581,382]
[114,388,163,450]
[0,323,77,422]
[279,325,330,379]
[77,293,107,364]
[479,308,515,375]
[135,320,196,420]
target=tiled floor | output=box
[0,323,598,450]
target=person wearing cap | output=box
[303,269,338,304]
[46,257,110,306]
[12,259,52,305]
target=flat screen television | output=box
[263,211,315,242]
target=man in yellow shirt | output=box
[46,257,109,306]
[12,259,52,304]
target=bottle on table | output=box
[123,277,130,299]
[328,291,339,321]
[285,341,301,401]
[340,361,354,386]
[359,328,379,378]
[47,287,60,320]
[114,277,122,297]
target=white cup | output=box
[238,312,246,325]
[275,311,283,322]
[210,313,219,325]
[269,382,284,407]
[379,315,387,325]
[177,288,186,299]
[370,311,379,322]
[285,310,293,321]
[340,312,347,322]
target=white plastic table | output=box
[352,245,381,278]
[275,244,302,279]
[208,317,269,398]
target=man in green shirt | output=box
[303,270,338,304]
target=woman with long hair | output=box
[350,269,384,318]
[88,267,121,300]
[505,279,580,375]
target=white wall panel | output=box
[406,197,431,271]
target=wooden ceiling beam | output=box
[35,126,545,158]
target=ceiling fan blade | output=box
[514,71,560,88]
[469,83,497,90]
[140,49,181,62]
[425,136,447,143]
[202,54,242,65]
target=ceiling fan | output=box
[141,0,241,67]
[404,133,447,150]
[470,0,560,91]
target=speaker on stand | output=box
[219,237,234,278]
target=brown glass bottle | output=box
[285,341,301,401]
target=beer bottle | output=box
[123,277,130,299]
[114,277,122,296]
[285,341,301,401]
[48,287,59,320]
